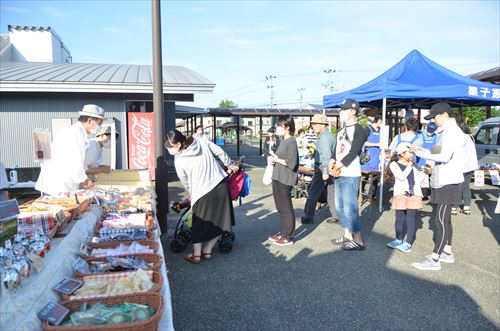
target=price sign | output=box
[37,301,69,326]
[52,277,83,295]
[474,170,485,187]
[489,170,500,185]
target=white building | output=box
[0,25,72,63]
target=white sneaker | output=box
[412,255,441,271]
[439,252,455,264]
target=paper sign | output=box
[489,170,500,185]
[28,252,44,272]
[474,170,485,187]
[79,243,91,256]
[0,199,20,222]
[37,301,69,326]
[379,125,389,149]
[52,277,83,295]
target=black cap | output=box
[424,102,452,120]
[339,99,359,111]
[267,127,276,133]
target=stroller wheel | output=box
[218,231,235,253]
[170,237,188,253]
[178,230,192,242]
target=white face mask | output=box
[91,122,101,135]
[339,110,349,123]
[167,147,178,156]
[275,126,285,136]
[103,141,111,149]
[196,130,203,135]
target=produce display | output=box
[61,301,156,326]
[74,256,152,275]
[90,242,154,257]
[0,231,51,293]
[72,269,154,298]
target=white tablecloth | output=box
[0,205,174,331]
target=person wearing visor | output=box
[35,104,105,195]
[411,102,466,271]
[84,125,120,177]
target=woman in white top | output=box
[452,120,478,215]
[385,142,424,253]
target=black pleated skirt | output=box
[191,178,235,243]
[431,183,462,205]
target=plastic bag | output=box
[262,165,273,185]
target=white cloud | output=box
[41,6,72,19]
[103,26,129,35]
[2,6,31,14]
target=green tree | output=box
[219,100,238,108]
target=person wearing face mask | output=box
[165,130,238,264]
[35,104,105,195]
[411,102,467,271]
[267,116,299,245]
[192,125,206,141]
[329,99,369,251]
[84,126,120,178]
[263,127,280,156]
[299,114,337,225]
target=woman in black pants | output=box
[267,116,299,246]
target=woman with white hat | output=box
[35,104,105,195]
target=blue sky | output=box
[1,0,499,108]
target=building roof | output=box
[469,66,500,85]
[203,107,338,116]
[0,61,215,94]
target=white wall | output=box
[11,29,54,62]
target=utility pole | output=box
[323,68,339,93]
[297,87,305,108]
[265,75,276,108]
[152,0,167,232]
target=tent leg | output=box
[379,98,387,213]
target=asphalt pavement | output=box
[161,160,500,330]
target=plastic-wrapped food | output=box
[63,301,155,326]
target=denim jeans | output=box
[303,168,336,222]
[335,176,361,233]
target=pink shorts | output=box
[391,195,423,210]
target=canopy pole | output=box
[379,98,387,213]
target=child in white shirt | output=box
[385,142,424,253]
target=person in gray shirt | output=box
[300,114,337,224]
[268,116,299,245]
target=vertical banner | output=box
[128,112,155,179]
[474,170,484,187]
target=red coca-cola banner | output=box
[127,112,155,179]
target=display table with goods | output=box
[0,175,173,331]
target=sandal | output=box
[462,207,471,215]
[331,236,350,245]
[201,251,213,260]
[451,207,458,215]
[184,253,201,264]
[342,241,365,251]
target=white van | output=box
[474,116,500,164]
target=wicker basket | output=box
[63,271,163,301]
[41,292,164,331]
[95,228,155,240]
[76,254,163,277]
[86,240,159,253]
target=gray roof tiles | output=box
[0,61,215,93]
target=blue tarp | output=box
[323,50,500,108]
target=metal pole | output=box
[152,0,168,232]
[236,115,240,156]
[379,98,387,213]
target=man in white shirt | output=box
[329,99,369,251]
[85,126,119,177]
[35,105,105,195]
[411,102,466,271]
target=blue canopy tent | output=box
[323,49,500,211]
[323,49,500,109]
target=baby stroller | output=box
[169,199,236,253]
[169,200,192,253]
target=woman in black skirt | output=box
[165,130,238,264]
